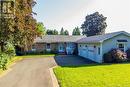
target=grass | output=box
[0,54,55,75]
[18,54,56,58]
[54,63,130,87]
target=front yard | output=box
[54,63,130,87]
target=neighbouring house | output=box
[33,35,85,55]
[77,31,130,63]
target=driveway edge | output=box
[49,66,60,87]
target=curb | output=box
[49,66,60,87]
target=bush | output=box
[126,49,130,60]
[0,42,15,70]
[103,49,127,63]
[0,53,8,70]
[4,42,15,57]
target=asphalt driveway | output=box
[0,55,94,87]
[0,57,57,87]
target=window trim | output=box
[117,42,126,52]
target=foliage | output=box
[72,27,81,35]
[81,12,107,36]
[60,27,69,35]
[37,22,46,36]
[53,29,59,35]
[126,49,130,60]
[0,0,38,52]
[54,64,130,87]
[103,49,127,63]
[46,29,58,35]
[60,27,64,35]
[64,30,69,35]
[0,43,15,70]
[4,43,15,58]
[0,53,8,70]
[13,0,37,51]
[0,17,14,52]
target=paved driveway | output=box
[0,55,94,87]
[0,57,57,87]
[54,55,95,66]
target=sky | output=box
[33,0,130,35]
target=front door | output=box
[58,43,65,53]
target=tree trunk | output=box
[1,42,4,52]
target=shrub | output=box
[4,42,15,57]
[0,42,15,70]
[103,49,127,63]
[126,49,130,60]
[0,53,8,70]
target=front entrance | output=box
[58,43,65,53]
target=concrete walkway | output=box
[0,55,94,87]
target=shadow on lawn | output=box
[54,55,130,68]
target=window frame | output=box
[117,42,126,52]
[46,43,51,49]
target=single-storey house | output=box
[33,31,130,63]
[33,35,85,55]
[77,31,130,63]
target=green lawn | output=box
[54,64,130,87]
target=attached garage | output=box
[78,44,101,63]
[77,31,130,63]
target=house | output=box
[32,31,130,63]
[33,35,85,55]
[77,31,130,63]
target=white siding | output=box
[102,34,130,55]
[78,33,130,63]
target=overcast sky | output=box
[33,0,130,34]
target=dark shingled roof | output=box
[34,35,86,43]
[77,31,130,43]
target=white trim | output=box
[117,42,127,52]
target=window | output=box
[80,45,82,47]
[47,44,51,49]
[85,45,88,47]
[118,43,125,52]
[98,47,100,55]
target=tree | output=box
[81,12,107,36]
[46,29,58,35]
[13,0,38,51]
[53,29,58,35]
[37,22,46,36]
[72,27,81,35]
[60,27,64,35]
[46,30,54,35]
[64,30,69,35]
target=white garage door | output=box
[88,46,95,61]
